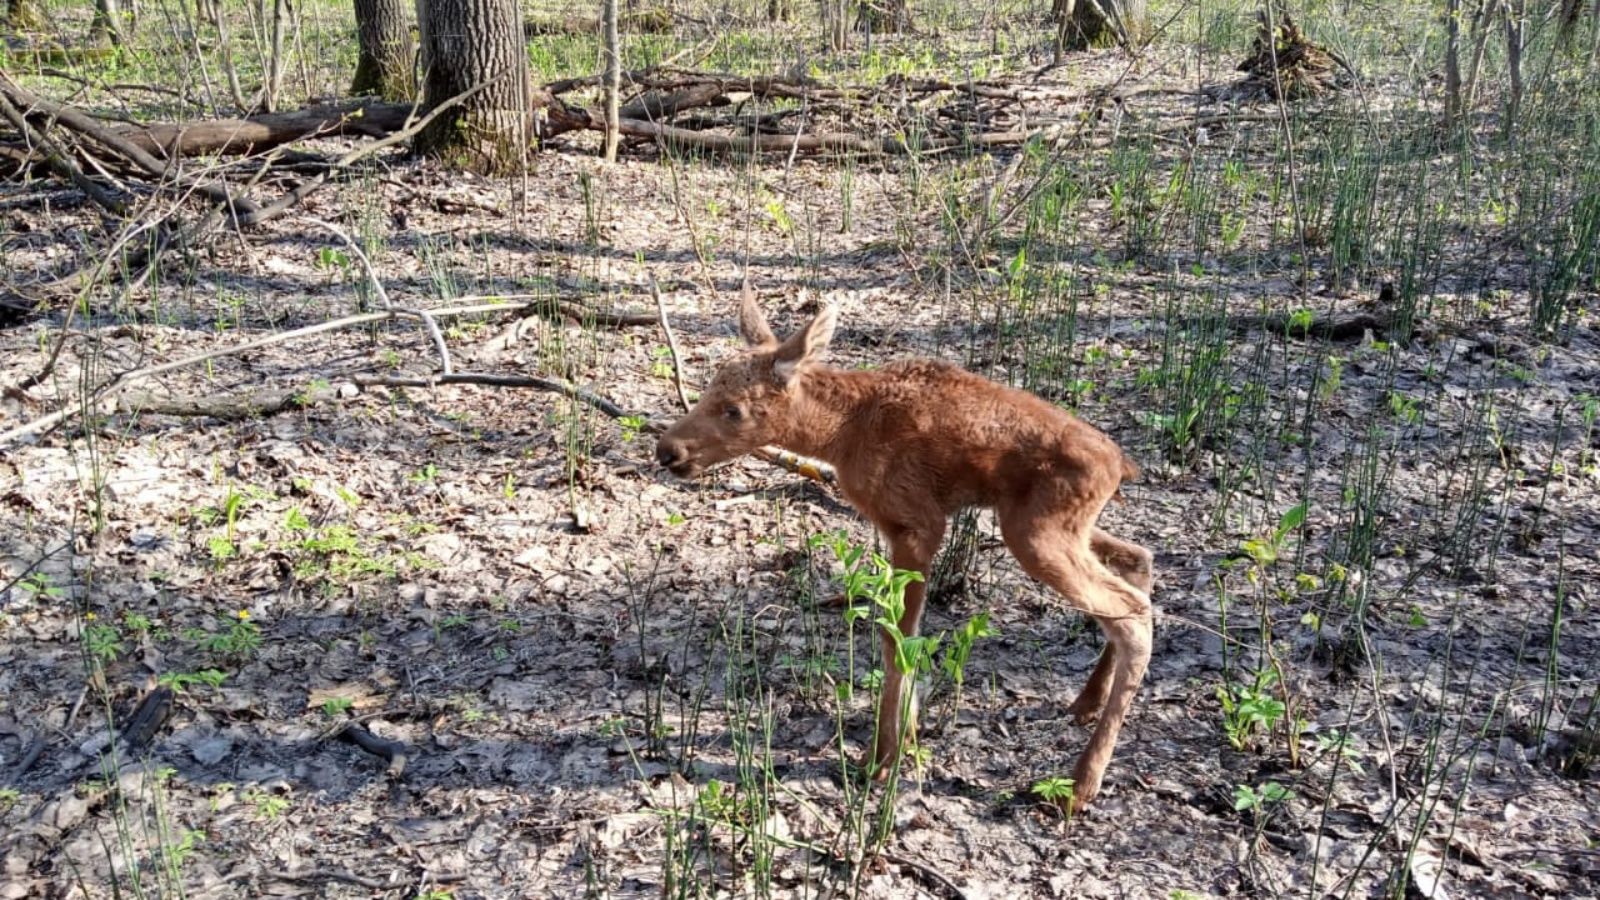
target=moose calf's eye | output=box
[723,405,743,422]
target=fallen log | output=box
[116,102,416,160]
[620,82,728,122]
[1,72,415,163]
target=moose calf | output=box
[656,292,1153,809]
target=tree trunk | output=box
[602,0,620,161]
[857,0,910,34]
[264,0,288,112]
[1505,0,1525,138]
[351,0,414,98]
[4,0,46,30]
[1053,0,1147,53]
[1462,0,1500,113]
[1444,0,1463,125]
[414,0,534,173]
[91,0,125,44]
[821,0,847,51]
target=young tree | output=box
[414,0,535,173]
[602,0,619,162]
[351,0,415,99]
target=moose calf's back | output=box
[813,359,1133,514]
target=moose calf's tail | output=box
[1111,452,1140,504]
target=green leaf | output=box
[1275,502,1308,540]
[1240,537,1277,566]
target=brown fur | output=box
[656,292,1154,810]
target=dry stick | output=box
[53,69,509,294]
[3,290,669,441]
[0,298,523,445]
[648,274,692,413]
[354,372,637,422]
[0,87,126,214]
[548,101,1062,156]
[879,851,971,900]
[305,217,454,374]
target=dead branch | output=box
[118,686,175,751]
[0,83,127,214]
[1233,11,1355,100]
[0,297,537,445]
[1231,310,1392,341]
[1,71,266,215]
[620,82,728,122]
[649,274,692,412]
[548,101,1058,156]
[1,287,667,441]
[118,382,352,420]
[307,217,454,374]
[335,723,409,778]
[480,298,661,353]
[353,372,639,421]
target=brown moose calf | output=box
[656,291,1153,809]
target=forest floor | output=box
[2,15,1599,900]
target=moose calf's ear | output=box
[772,305,837,385]
[738,283,777,347]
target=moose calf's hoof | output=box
[1065,700,1104,726]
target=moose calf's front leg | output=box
[868,526,940,780]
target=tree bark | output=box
[1504,0,1525,137]
[1053,0,1146,54]
[414,0,535,173]
[351,0,414,99]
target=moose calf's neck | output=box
[766,365,875,465]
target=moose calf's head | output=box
[655,291,836,478]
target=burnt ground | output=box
[2,46,1600,900]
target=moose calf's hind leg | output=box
[1000,511,1152,807]
[1070,611,1153,807]
[1067,530,1155,724]
[1065,619,1118,725]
